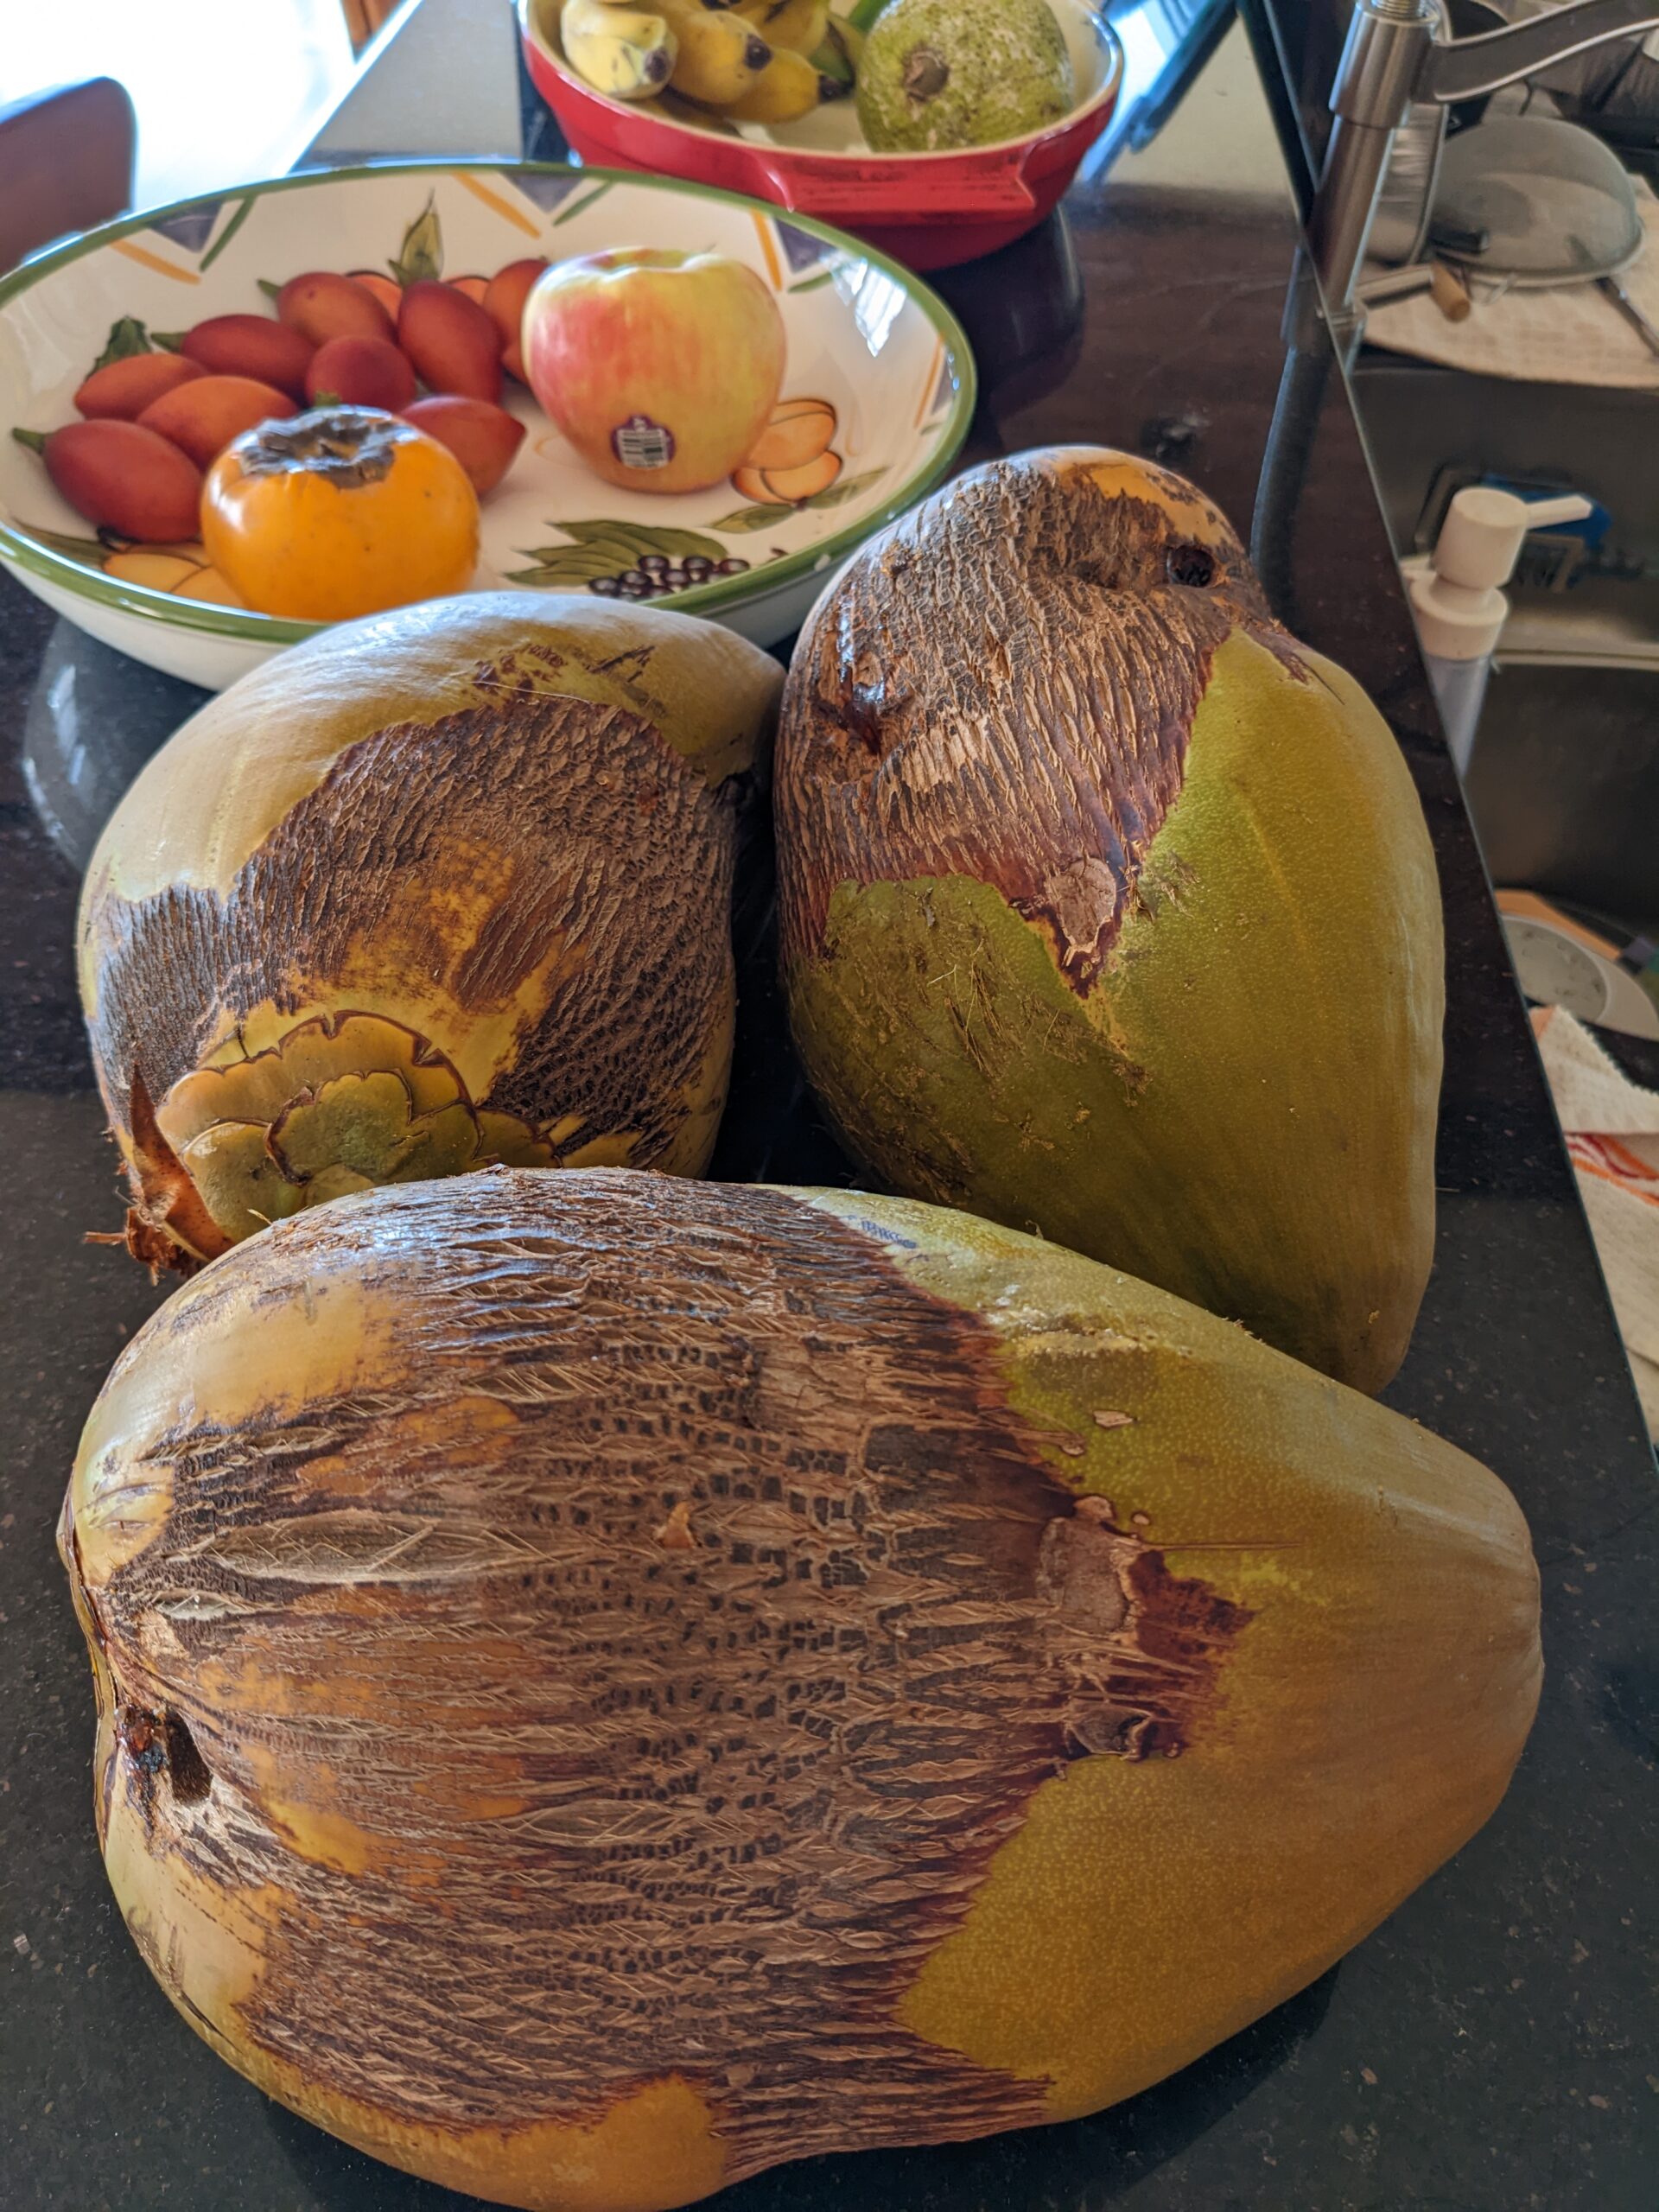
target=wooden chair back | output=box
[0,79,137,274]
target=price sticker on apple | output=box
[611,414,677,473]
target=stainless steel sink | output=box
[1351,355,1659,569]
[1462,656,1659,929]
[1346,353,1659,930]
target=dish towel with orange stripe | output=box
[1534,1006,1659,1440]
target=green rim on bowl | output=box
[0,159,976,646]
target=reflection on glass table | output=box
[1087,0,1238,171]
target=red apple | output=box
[521,249,786,497]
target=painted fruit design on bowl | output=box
[510,392,874,599]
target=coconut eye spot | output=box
[163,1712,213,1803]
[115,1702,212,1804]
[1165,542,1217,589]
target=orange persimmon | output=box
[199,405,479,621]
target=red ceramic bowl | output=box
[518,0,1123,272]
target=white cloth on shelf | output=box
[1363,178,1659,391]
[1533,1005,1659,1438]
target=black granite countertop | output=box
[3,15,1656,2212]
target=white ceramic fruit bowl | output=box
[0,161,974,688]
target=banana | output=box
[810,15,861,87]
[658,0,772,101]
[727,43,847,121]
[733,0,830,54]
[561,0,677,98]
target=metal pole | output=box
[1308,0,1436,313]
[1307,118,1401,314]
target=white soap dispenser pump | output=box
[1407,486,1592,773]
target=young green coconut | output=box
[76,593,782,1273]
[61,1169,1539,2212]
[775,447,1446,1394]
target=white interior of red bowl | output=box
[524,0,1122,160]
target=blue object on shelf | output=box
[1481,475,1612,550]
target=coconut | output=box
[76,593,782,1272]
[774,447,1446,1394]
[61,1168,1539,2210]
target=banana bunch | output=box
[562,0,858,127]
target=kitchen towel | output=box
[1363,175,1659,391]
[1534,1005,1659,1438]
